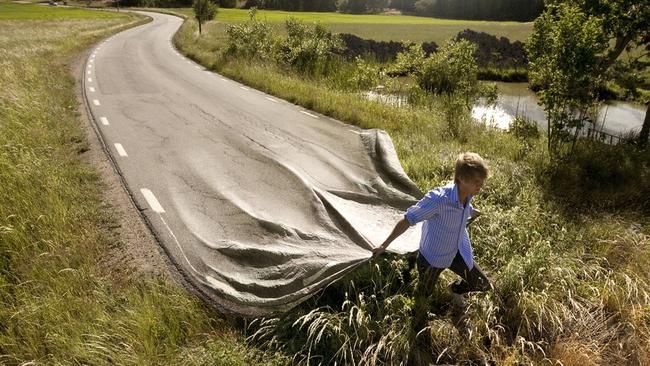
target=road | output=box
[84,11,422,317]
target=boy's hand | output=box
[372,245,386,256]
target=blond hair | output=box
[454,152,489,183]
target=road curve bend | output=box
[84,11,423,317]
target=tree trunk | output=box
[198,20,202,34]
[638,103,650,147]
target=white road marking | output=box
[89,87,95,92]
[220,77,227,81]
[89,59,94,63]
[140,188,165,213]
[265,96,278,103]
[114,143,128,157]
[300,111,319,118]
[100,117,109,125]
[239,86,249,91]
[88,77,92,82]
[92,99,100,106]
[349,129,362,134]
[195,65,201,70]
[88,64,92,68]
[87,70,91,74]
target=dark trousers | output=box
[413,251,491,330]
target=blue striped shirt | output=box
[404,182,476,269]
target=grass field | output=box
[169,7,532,43]
[0,3,285,364]
[0,2,125,19]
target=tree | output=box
[526,3,609,156]
[193,0,217,35]
[544,0,650,147]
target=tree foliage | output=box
[527,0,650,154]
[244,0,337,11]
[526,3,608,156]
[410,0,544,21]
[193,0,217,34]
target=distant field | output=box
[170,7,533,43]
[0,2,125,19]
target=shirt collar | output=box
[451,182,472,207]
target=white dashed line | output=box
[114,143,128,157]
[140,188,165,213]
[239,86,249,91]
[349,129,362,135]
[100,117,109,125]
[89,87,95,92]
[265,96,278,103]
[300,111,319,118]
[92,99,100,106]
[220,78,227,81]
[88,64,92,68]
[88,77,92,82]
[87,70,91,74]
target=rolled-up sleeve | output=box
[404,190,443,225]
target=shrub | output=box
[224,8,276,60]
[417,40,478,99]
[277,18,344,76]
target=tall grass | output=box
[0,6,286,365]
[172,14,650,365]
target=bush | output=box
[224,9,276,60]
[417,40,478,98]
[277,18,344,76]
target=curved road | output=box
[85,12,423,317]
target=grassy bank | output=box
[172,13,650,365]
[0,3,285,364]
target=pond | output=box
[472,82,646,136]
[366,83,646,137]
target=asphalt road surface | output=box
[85,12,423,317]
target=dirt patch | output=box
[70,41,174,281]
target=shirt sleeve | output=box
[404,190,443,225]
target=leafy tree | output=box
[529,0,650,152]
[526,3,608,156]
[193,0,217,35]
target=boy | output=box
[372,152,492,331]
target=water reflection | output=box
[365,83,645,136]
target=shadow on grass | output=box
[537,140,650,216]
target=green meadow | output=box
[169,7,533,43]
[0,2,125,19]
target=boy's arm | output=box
[372,218,410,256]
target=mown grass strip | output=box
[0,3,125,20]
